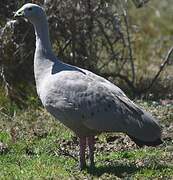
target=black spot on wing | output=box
[108,104,111,108]
[104,107,108,112]
[88,100,92,106]
[81,114,85,119]
[91,112,94,117]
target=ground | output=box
[0,100,173,179]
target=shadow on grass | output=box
[86,162,172,178]
[86,163,139,177]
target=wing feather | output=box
[43,68,161,142]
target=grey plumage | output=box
[14,3,162,169]
[41,65,162,143]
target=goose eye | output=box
[28,7,32,11]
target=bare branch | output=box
[95,18,118,61]
[123,9,135,83]
[143,47,173,92]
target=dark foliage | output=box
[0,0,172,105]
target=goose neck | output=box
[34,18,52,57]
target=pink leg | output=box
[79,136,86,170]
[87,136,95,168]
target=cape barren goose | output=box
[14,3,162,170]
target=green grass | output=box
[0,1,173,179]
[0,101,173,179]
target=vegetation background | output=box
[0,0,173,179]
